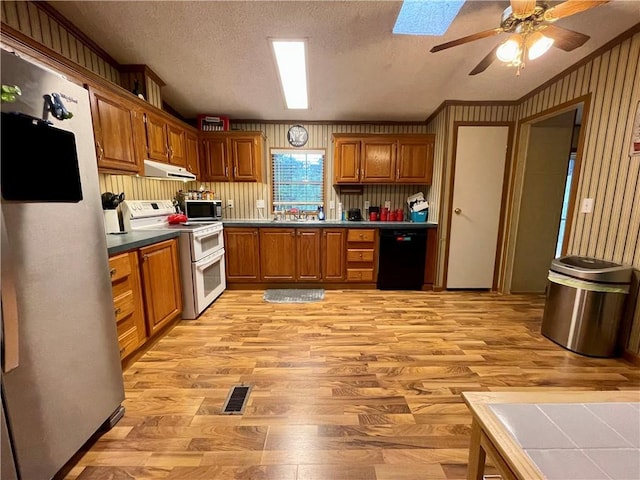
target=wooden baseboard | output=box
[622,349,640,367]
[225,282,378,290]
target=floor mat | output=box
[263,289,325,303]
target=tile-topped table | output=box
[462,391,640,480]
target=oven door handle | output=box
[193,229,222,241]
[196,250,225,270]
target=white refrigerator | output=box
[1,48,125,479]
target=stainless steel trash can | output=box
[541,256,632,357]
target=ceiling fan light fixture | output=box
[527,31,554,60]
[496,35,522,63]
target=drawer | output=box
[113,290,135,323]
[347,229,375,243]
[347,249,374,262]
[117,323,139,359]
[109,253,132,283]
[347,268,374,281]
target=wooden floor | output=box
[66,290,639,480]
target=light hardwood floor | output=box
[66,290,640,480]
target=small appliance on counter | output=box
[347,208,362,221]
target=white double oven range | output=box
[122,200,225,319]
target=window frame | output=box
[270,148,326,213]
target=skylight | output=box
[393,0,465,36]
[271,39,308,110]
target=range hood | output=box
[143,159,196,181]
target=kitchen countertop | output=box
[106,230,181,256]
[223,219,437,229]
[463,391,640,480]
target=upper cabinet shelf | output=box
[333,133,435,185]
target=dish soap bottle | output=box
[317,204,325,221]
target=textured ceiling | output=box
[52,1,640,122]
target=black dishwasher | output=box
[377,229,427,290]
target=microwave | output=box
[184,200,223,221]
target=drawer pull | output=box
[114,307,121,316]
[110,268,116,276]
[120,347,126,355]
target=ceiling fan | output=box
[430,0,609,75]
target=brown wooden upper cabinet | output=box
[200,131,264,182]
[185,131,200,179]
[87,85,144,175]
[144,111,187,168]
[333,133,435,185]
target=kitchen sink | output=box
[271,219,322,223]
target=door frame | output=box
[501,95,591,293]
[442,121,515,290]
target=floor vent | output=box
[221,384,252,415]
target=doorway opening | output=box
[508,99,587,294]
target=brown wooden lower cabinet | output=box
[296,229,322,280]
[224,226,436,288]
[108,238,182,361]
[139,239,182,336]
[346,228,377,283]
[108,252,146,359]
[224,228,261,281]
[322,229,346,281]
[260,228,297,281]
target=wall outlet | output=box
[227,199,234,209]
[256,199,265,209]
[329,200,335,210]
[581,197,594,213]
[384,200,391,209]
[364,200,370,210]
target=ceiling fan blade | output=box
[430,28,503,53]
[544,0,609,22]
[539,25,590,51]
[469,46,499,76]
[510,0,536,18]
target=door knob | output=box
[454,208,462,214]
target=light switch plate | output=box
[256,199,265,209]
[227,199,234,208]
[364,200,370,210]
[581,198,594,213]
[384,200,391,209]
[329,200,335,210]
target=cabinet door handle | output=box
[356,167,359,179]
[110,268,116,276]
[225,166,229,177]
[396,168,400,179]
[291,232,295,237]
[142,254,148,262]
[234,166,238,177]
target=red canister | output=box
[369,211,378,221]
[381,207,389,221]
[396,209,404,221]
[389,211,397,221]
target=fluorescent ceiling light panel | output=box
[272,40,308,109]
[393,0,465,36]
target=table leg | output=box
[467,418,486,480]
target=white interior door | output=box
[447,126,509,288]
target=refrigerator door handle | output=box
[1,209,20,373]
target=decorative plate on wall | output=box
[287,124,308,147]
